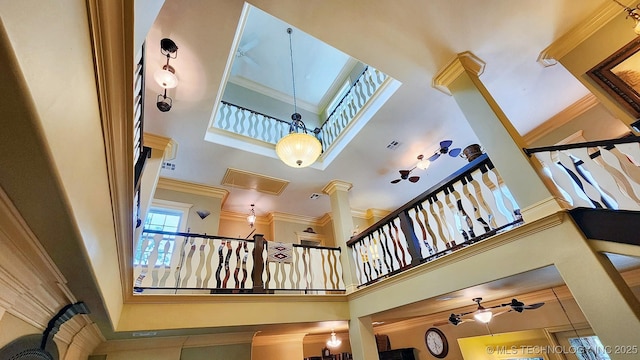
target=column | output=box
[348,315,378,360]
[433,52,563,222]
[133,134,176,241]
[322,180,358,293]
[553,222,640,360]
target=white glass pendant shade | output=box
[635,20,640,35]
[154,66,178,89]
[247,213,256,227]
[473,309,493,323]
[416,159,431,170]
[275,133,322,167]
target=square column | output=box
[348,315,378,360]
[433,52,563,222]
[322,180,358,293]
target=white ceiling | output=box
[144,0,602,219]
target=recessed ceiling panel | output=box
[221,168,289,195]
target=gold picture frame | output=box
[588,37,640,118]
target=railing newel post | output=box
[252,234,265,293]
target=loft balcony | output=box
[205,65,400,170]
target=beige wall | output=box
[528,103,630,147]
[180,344,251,359]
[154,188,223,234]
[253,340,304,360]
[303,333,352,359]
[0,313,40,349]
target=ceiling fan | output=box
[390,140,461,184]
[390,155,425,184]
[434,297,545,326]
[426,140,462,162]
[235,36,260,68]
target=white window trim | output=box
[148,199,192,233]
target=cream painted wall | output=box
[154,188,222,234]
[0,313,40,349]
[106,347,182,360]
[273,218,321,244]
[529,104,630,147]
[180,344,251,359]
[218,215,271,240]
[253,341,304,360]
[303,333,352,359]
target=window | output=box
[134,200,191,267]
[324,80,351,117]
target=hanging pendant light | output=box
[155,38,178,112]
[275,28,322,168]
[247,204,256,228]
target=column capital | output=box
[144,133,178,160]
[432,51,485,95]
[322,180,353,195]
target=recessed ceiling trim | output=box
[228,76,320,114]
[221,168,289,195]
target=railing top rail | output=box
[220,100,291,125]
[347,153,492,246]
[523,135,640,156]
[141,228,341,251]
[142,228,256,242]
[320,66,370,128]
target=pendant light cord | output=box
[287,28,298,116]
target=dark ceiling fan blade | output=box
[408,176,420,183]
[427,153,440,162]
[391,179,402,184]
[524,302,545,310]
[440,139,453,149]
[449,148,462,157]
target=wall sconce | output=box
[247,204,256,228]
[155,38,178,112]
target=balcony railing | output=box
[133,230,345,294]
[213,66,388,152]
[318,66,387,151]
[524,136,640,211]
[347,154,523,287]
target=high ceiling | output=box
[144,0,605,220]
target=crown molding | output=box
[523,94,599,145]
[252,332,307,346]
[432,51,485,95]
[318,212,333,227]
[269,211,319,225]
[322,180,353,195]
[157,177,229,203]
[537,1,630,66]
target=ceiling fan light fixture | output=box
[154,65,178,89]
[473,309,493,323]
[416,156,430,170]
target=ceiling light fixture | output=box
[416,154,431,170]
[156,38,178,112]
[441,297,545,326]
[275,28,322,168]
[247,204,256,228]
[326,329,342,348]
[613,0,640,34]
